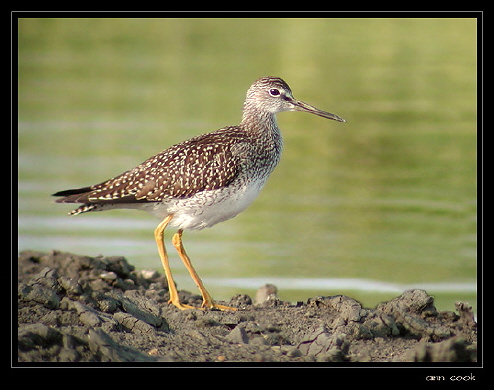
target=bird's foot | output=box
[203,301,238,311]
[168,298,237,311]
[168,299,197,310]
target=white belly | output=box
[148,180,265,230]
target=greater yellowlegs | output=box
[53,76,346,311]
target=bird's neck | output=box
[240,106,283,171]
[240,103,279,137]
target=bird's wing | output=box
[53,128,247,205]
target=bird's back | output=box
[53,125,282,218]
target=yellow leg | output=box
[154,215,194,310]
[172,229,237,311]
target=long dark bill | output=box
[293,100,346,123]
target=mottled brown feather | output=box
[53,127,247,205]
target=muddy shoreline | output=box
[17,250,477,364]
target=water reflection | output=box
[205,277,477,294]
[18,18,477,311]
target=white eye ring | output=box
[269,88,281,97]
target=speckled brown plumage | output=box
[55,129,245,204]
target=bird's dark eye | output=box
[269,88,280,97]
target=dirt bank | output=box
[17,250,477,364]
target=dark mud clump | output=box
[17,250,477,363]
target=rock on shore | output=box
[17,250,477,363]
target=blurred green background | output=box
[18,18,477,311]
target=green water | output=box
[18,18,477,311]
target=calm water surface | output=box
[18,18,477,311]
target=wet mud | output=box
[17,250,477,364]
